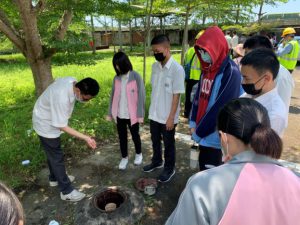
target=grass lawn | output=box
[0,48,182,188]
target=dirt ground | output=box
[20,66,300,225]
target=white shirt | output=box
[149,56,185,124]
[241,88,288,137]
[32,77,76,138]
[118,73,130,119]
[225,35,232,49]
[231,35,239,48]
[275,65,295,112]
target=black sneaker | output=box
[143,162,164,172]
[158,169,175,183]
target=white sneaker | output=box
[134,153,143,165]
[49,175,75,187]
[118,157,128,170]
[60,189,86,202]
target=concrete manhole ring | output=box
[75,186,145,225]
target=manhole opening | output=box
[93,188,126,212]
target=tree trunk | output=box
[235,3,240,24]
[258,0,264,23]
[160,17,163,33]
[202,11,206,26]
[143,0,154,82]
[90,14,96,54]
[129,20,133,51]
[28,58,53,96]
[118,19,123,51]
[181,3,191,65]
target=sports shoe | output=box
[134,153,143,165]
[158,169,175,183]
[60,189,86,202]
[49,175,75,187]
[143,162,163,172]
[118,157,128,170]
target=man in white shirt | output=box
[231,31,239,49]
[33,77,99,201]
[240,48,287,136]
[243,35,295,112]
[225,30,232,55]
[143,35,185,183]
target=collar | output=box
[159,56,173,70]
[255,87,278,104]
[228,150,282,167]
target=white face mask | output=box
[75,93,86,103]
[221,132,229,162]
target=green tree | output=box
[255,0,288,23]
[0,0,107,96]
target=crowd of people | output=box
[1,26,300,224]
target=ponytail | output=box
[250,124,282,159]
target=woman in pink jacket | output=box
[166,98,300,225]
[107,52,145,170]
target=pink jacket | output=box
[108,70,145,126]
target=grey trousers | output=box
[39,136,73,194]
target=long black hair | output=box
[112,51,133,76]
[0,182,24,225]
[217,98,282,159]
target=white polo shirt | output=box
[149,56,185,124]
[241,88,287,137]
[32,77,76,138]
[275,65,295,112]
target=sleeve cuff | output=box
[189,121,196,128]
[192,132,201,143]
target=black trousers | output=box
[184,79,199,118]
[116,117,141,158]
[198,145,222,171]
[39,136,73,194]
[150,120,176,171]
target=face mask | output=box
[220,132,229,162]
[201,52,212,63]
[242,75,266,96]
[154,52,166,62]
[198,48,212,63]
[75,93,86,103]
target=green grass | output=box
[0,49,182,188]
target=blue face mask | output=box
[197,48,212,63]
[200,51,212,63]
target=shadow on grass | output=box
[0,49,146,69]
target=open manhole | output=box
[75,186,145,225]
[93,187,127,213]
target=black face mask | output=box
[242,83,263,95]
[154,52,166,62]
[242,76,266,96]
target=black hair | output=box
[151,34,170,45]
[243,35,273,50]
[218,98,282,159]
[112,51,133,76]
[0,182,24,225]
[226,30,231,35]
[233,31,237,35]
[240,48,279,79]
[75,77,100,96]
